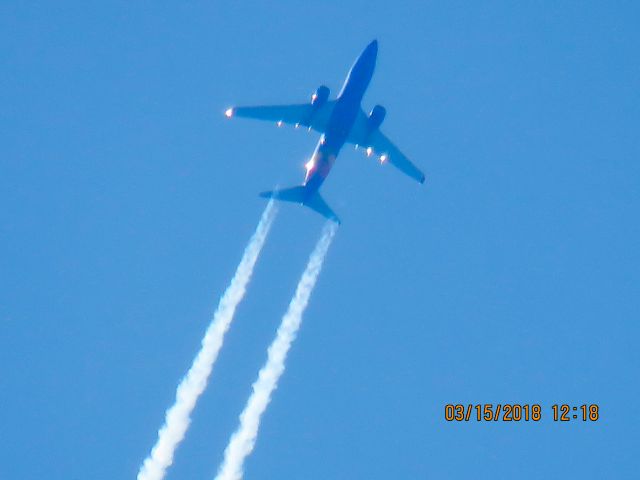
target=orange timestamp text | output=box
[444,404,600,422]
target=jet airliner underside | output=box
[225,40,425,224]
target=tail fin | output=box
[260,186,341,224]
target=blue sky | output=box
[1,1,639,479]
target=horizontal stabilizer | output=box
[259,186,307,203]
[305,192,341,225]
[260,186,341,224]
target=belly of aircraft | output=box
[304,140,337,190]
[304,96,360,190]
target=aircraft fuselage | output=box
[302,40,378,197]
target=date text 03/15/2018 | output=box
[444,404,600,422]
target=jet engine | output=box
[368,105,386,131]
[311,85,330,108]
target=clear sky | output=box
[1,1,639,479]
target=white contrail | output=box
[215,221,338,480]
[137,201,277,480]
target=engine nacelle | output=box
[311,85,330,108]
[368,105,386,131]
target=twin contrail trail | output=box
[137,201,277,480]
[214,221,338,480]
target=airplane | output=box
[224,40,425,224]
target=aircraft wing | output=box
[226,101,336,133]
[347,109,426,184]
